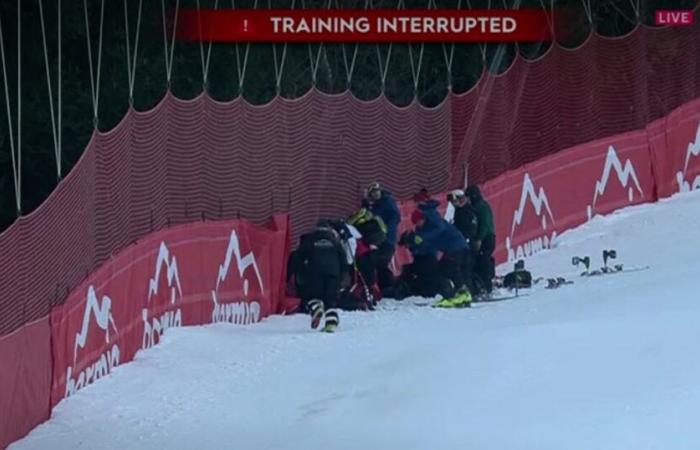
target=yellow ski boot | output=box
[434,289,472,308]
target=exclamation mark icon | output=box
[243,19,249,33]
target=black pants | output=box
[375,241,396,293]
[475,234,496,292]
[304,274,340,310]
[402,253,447,298]
[441,249,476,295]
[439,252,463,293]
[356,250,378,287]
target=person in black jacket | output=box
[286,233,313,301]
[447,189,479,294]
[465,184,496,294]
[447,189,478,241]
[297,221,348,332]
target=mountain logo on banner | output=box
[147,242,183,305]
[676,122,700,193]
[506,173,557,262]
[587,145,643,220]
[74,285,118,364]
[210,229,263,325]
[65,285,121,399]
[142,242,184,350]
[510,173,555,236]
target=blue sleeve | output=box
[410,241,430,255]
[418,218,446,245]
[410,233,435,255]
[384,198,401,245]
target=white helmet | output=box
[367,182,381,193]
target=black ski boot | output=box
[308,299,324,330]
[322,309,339,333]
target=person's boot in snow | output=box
[309,299,324,329]
[322,309,339,333]
[435,287,472,308]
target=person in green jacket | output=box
[465,184,496,294]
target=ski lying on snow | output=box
[533,277,574,289]
[581,265,650,277]
[474,293,530,303]
[408,266,650,307]
[411,293,532,307]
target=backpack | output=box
[348,209,387,247]
[503,269,532,289]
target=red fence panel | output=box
[395,129,658,267]
[0,319,52,450]
[477,130,656,264]
[49,216,288,408]
[648,98,700,199]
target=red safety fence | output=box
[1,24,699,341]
[394,97,700,270]
[450,24,700,188]
[0,319,51,450]
[1,23,700,450]
[481,129,657,264]
[2,96,700,450]
[647,99,700,199]
[1,215,289,448]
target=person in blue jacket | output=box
[413,190,441,222]
[409,207,473,307]
[363,182,400,293]
[396,225,444,299]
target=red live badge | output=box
[654,10,694,26]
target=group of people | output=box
[286,182,496,332]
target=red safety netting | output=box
[0,24,699,340]
[451,24,700,187]
[1,20,700,449]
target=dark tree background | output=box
[0,0,697,232]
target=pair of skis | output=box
[533,277,574,289]
[413,291,530,307]
[573,249,649,278]
[537,249,649,291]
[414,249,651,307]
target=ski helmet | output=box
[448,189,465,201]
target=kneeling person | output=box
[299,221,348,332]
[409,209,472,308]
[397,231,449,299]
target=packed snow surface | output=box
[12,191,700,450]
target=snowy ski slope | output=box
[11,190,700,450]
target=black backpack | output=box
[348,209,387,247]
[503,269,532,289]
